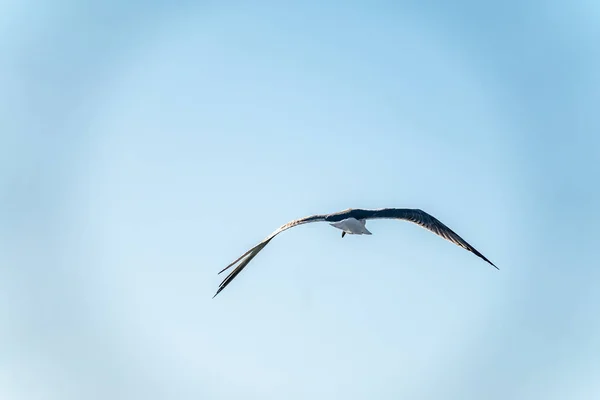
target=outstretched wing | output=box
[348,208,498,269]
[213,214,326,298]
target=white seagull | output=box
[213,207,497,298]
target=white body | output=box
[329,218,372,235]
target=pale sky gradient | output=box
[2,2,599,399]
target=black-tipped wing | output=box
[214,207,497,298]
[337,208,497,269]
[213,214,326,298]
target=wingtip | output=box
[218,261,238,275]
[217,266,228,275]
[212,283,226,299]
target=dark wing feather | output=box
[362,208,498,269]
[213,214,326,298]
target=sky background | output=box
[1,1,599,399]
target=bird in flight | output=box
[213,207,497,298]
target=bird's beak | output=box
[342,232,346,238]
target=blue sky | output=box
[1,1,599,399]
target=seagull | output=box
[213,207,497,298]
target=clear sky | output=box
[2,1,599,399]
